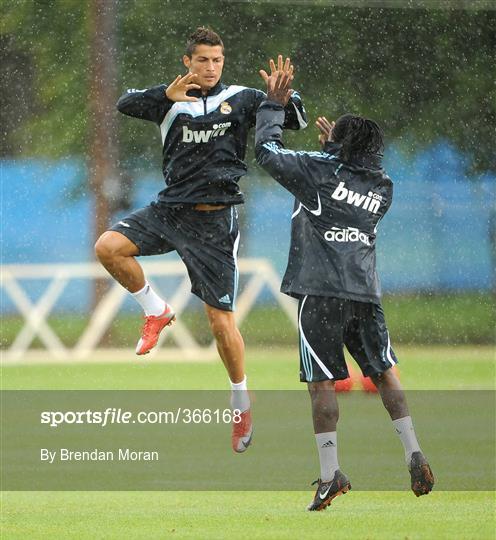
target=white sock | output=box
[392,416,421,463]
[315,432,339,482]
[131,282,166,316]
[230,375,250,413]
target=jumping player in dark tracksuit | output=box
[94,28,307,453]
[255,68,434,510]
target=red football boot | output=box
[232,409,253,453]
[135,304,175,355]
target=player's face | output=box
[183,45,224,91]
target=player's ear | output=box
[183,55,191,70]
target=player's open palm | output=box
[260,55,294,106]
[165,73,201,102]
[259,54,294,84]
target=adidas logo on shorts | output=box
[219,294,231,304]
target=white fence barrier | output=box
[1,260,297,362]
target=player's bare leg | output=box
[95,231,175,354]
[371,368,434,496]
[306,380,351,511]
[371,367,409,420]
[204,305,245,382]
[204,304,252,452]
[308,380,339,432]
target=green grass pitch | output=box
[1,346,495,539]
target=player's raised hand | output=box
[316,116,335,147]
[260,55,294,106]
[165,73,201,102]
[259,54,294,85]
[266,69,294,106]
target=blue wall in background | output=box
[2,143,495,312]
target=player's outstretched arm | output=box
[117,84,173,123]
[255,68,319,205]
[116,74,200,123]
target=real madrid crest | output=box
[220,101,232,114]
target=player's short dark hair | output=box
[332,114,384,162]
[185,27,224,57]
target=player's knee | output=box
[94,234,113,263]
[308,380,335,395]
[95,232,133,263]
[308,381,338,413]
[308,383,338,423]
[371,367,397,387]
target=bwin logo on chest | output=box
[331,181,382,214]
[182,122,231,143]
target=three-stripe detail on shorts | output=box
[298,295,334,381]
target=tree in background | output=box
[2,1,495,174]
[87,0,118,303]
